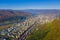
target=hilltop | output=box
[0,10,32,21]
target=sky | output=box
[0,0,60,10]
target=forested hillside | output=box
[26,19,60,40]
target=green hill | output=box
[26,19,60,40]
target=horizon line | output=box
[0,8,60,10]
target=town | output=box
[0,14,57,40]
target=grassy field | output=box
[26,19,60,40]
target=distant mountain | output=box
[0,10,32,17]
[21,9,60,15]
[0,10,32,23]
[0,9,60,23]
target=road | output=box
[19,21,38,40]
